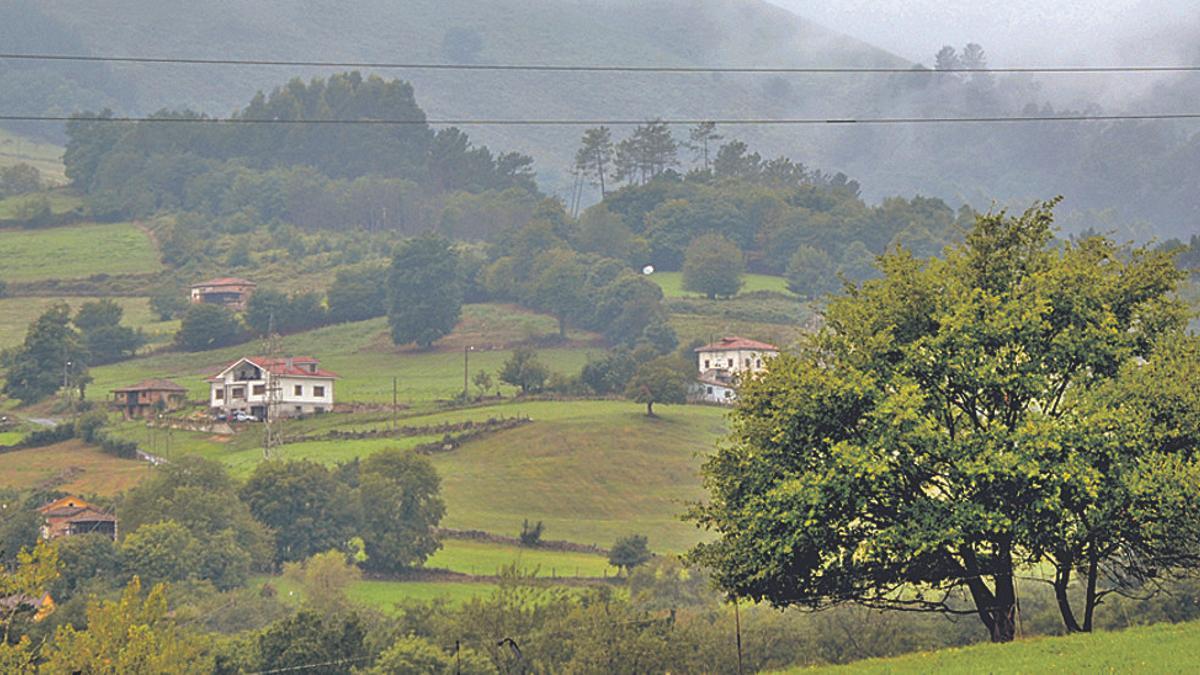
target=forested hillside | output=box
[5,0,1196,238]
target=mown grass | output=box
[428,539,617,578]
[649,271,793,298]
[787,619,1200,674]
[427,400,726,552]
[0,129,65,183]
[670,312,807,349]
[256,575,499,610]
[0,440,151,495]
[0,190,82,220]
[86,310,595,405]
[0,221,161,282]
[0,296,178,351]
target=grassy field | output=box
[0,190,83,220]
[670,313,808,349]
[428,539,617,578]
[649,271,793,299]
[0,221,161,282]
[0,440,151,496]
[86,309,596,404]
[0,296,178,351]
[426,400,726,552]
[257,575,499,611]
[789,620,1200,674]
[0,129,65,183]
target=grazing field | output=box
[0,440,151,495]
[86,309,597,405]
[429,400,726,552]
[649,271,793,298]
[427,539,618,578]
[0,129,65,183]
[0,189,83,219]
[0,295,178,351]
[788,620,1200,674]
[257,575,500,611]
[0,221,161,281]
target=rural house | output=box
[190,276,257,311]
[37,496,117,540]
[207,356,338,420]
[110,379,188,419]
[692,336,779,404]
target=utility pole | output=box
[263,314,283,459]
[392,377,398,432]
[463,346,473,400]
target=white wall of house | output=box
[696,348,776,375]
[692,381,738,405]
[210,370,334,417]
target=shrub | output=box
[519,519,544,547]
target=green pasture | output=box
[0,221,161,282]
[428,539,617,578]
[669,312,807,349]
[86,311,596,405]
[0,190,82,219]
[257,575,499,611]
[789,619,1200,674]
[0,129,65,183]
[648,271,793,298]
[0,295,178,351]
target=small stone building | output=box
[111,379,188,419]
[37,496,117,540]
[190,277,257,311]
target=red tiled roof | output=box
[694,336,779,353]
[111,378,187,393]
[191,277,256,289]
[208,356,339,380]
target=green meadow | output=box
[648,271,793,298]
[0,189,82,219]
[0,221,161,281]
[787,619,1200,674]
[0,295,178,351]
[0,129,66,183]
[427,539,617,578]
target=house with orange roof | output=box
[189,277,257,311]
[692,336,779,404]
[37,496,117,540]
[207,356,338,420]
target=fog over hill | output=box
[2,0,1199,237]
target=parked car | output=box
[233,411,259,422]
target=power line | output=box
[4,113,1200,127]
[4,52,1200,75]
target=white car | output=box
[232,411,259,422]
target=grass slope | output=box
[428,400,726,552]
[0,189,82,220]
[0,128,65,183]
[0,222,160,282]
[428,539,617,578]
[0,440,151,496]
[789,620,1200,674]
[649,271,793,299]
[0,295,178,351]
[86,308,595,404]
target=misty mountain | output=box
[4,0,1199,238]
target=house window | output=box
[706,386,713,394]
[704,359,710,369]
[294,385,303,396]
[215,389,224,401]
[231,387,245,399]
[756,359,762,368]
[294,406,303,413]
[727,358,734,367]
[314,406,325,414]
[745,359,751,367]
[724,390,732,398]
[252,384,265,396]
[314,386,326,398]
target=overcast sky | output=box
[771,1,1198,67]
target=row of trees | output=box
[0,163,43,198]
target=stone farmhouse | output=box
[207,356,337,420]
[110,378,188,419]
[693,336,779,404]
[190,277,257,311]
[37,496,117,540]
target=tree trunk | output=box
[646,401,655,417]
[960,545,1017,643]
[1054,565,1083,633]
[989,570,1018,643]
[1082,548,1100,632]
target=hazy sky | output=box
[771,1,1198,67]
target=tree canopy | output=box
[387,234,463,348]
[689,200,1200,642]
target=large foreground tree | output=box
[688,199,1200,642]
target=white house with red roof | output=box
[693,336,779,404]
[207,356,338,420]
